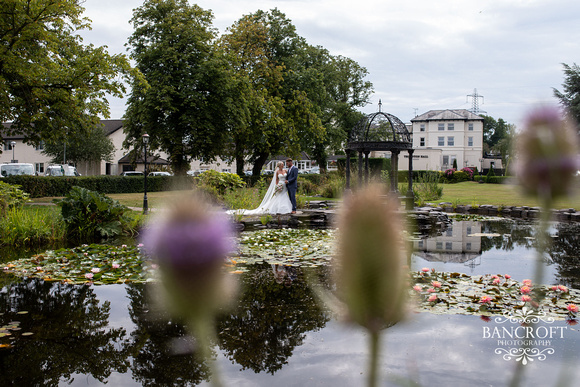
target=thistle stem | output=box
[368,330,381,387]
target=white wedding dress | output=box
[227,171,293,215]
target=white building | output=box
[405,109,484,171]
[2,120,244,175]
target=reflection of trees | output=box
[548,223,580,289]
[216,264,331,374]
[0,279,128,386]
[479,220,535,252]
[125,284,210,386]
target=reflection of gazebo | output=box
[345,101,414,197]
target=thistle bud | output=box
[334,185,407,333]
[141,196,236,321]
[515,106,579,199]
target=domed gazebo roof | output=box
[347,103,411,152]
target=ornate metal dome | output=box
[347,108,411,151]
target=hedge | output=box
[2,175,195,198]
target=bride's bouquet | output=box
[272,183,284,198]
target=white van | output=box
[45,165,80,177]
[0,163,36,177]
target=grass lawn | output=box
[29,181,580,211]
[436,181,580,210]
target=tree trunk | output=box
[252,153,270,176]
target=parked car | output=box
[307,166,320,174]
[120,171,144,176]
[148,171,172,176]
[45,165,80,177]
[0,163,36,177]
[261,169,274,175]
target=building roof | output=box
[411,109,483,122]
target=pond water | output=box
[1,218,580,386]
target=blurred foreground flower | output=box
[141,195,236,387]
[334,185,407,387]
[515,106,579,200]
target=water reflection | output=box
[1,219,580,385]
[216,265,331,374]
[0,279,128,386]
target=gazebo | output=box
[345,101,415,200]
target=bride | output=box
[228,161,293,215]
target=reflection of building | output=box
[413,221,482,264]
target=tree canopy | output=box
[481,114,516,171]
[553,62,580,131]
[123,0,235,175]
[42,124,115,165]
[0,0,133,150]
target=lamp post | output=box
[142,134,149,214]
[10,141,16,163]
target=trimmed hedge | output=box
[2,175,195,198]
[485,176,514,184]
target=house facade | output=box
[405,109,485,171]
[2,120,245,175]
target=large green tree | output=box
[218,9,326,176]
[123,0,234,175]
[553,62,580,131]
[0,0,132,150]
[481,114,516,171]
[42,125,115,165]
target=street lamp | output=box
[142,134,149,214]
[10,141,16,163]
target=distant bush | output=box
[197,170,246,196]
[0,181,30,216]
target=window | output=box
[420,124,425,132]
[447,136,454,146]
[467,226,472,235]
[35,163,44,174]
[221,168,231,173]
[448,123,454,131]
[468,136,473,147]
[468,123,474,131]
[438,137,444,146]
[466,242,472,251]
[4,141,15,151]
[418,240,424,248]
[436,242,443,250]
[420,137,425,146]
[438,123,445,131]
[442,155,449,166]
[445,242,453,250]
[35,141,44,151]
[446,227,453,237]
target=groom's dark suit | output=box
[286,165,298,212]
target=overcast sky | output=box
[80,0,580,128]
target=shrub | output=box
[54,186,130,242]
[197,170,246,196]
[0,181,30,216]
[319,174,345,198]
[414,171,443,201]
[223,187,263,211]
[461,167,475,180]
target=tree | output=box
[218,9,326,176]
[553,62,580,131]
[42,124,114,165]
[481,114,516,172]
[0,0,132,150]
[124,0,237,175]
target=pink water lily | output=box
[479,296,492,304]
[521,295,532,302]
[520,286,532,294]
[91,268,100,273]
[522,279,532,286]
[112,263,120,269]
[567,304,579,314]
[85,273,94,279]
[428,294,437,302]
[492,278,501,285]
[505,274,511,279]
[431,281,442,288]
[413,285,422,292]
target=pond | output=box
[1,217,580,386]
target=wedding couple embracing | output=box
[230,158,298,216]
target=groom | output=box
[285,158,298,214]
